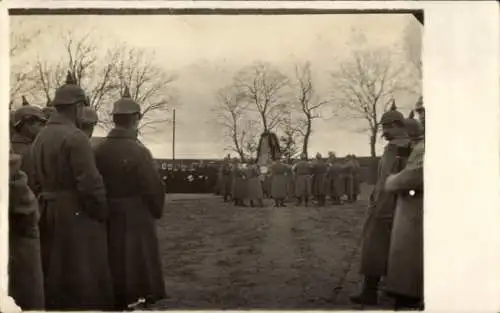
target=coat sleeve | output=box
[384,144,424,193]
[66,130,108,222]
[136,147,166,219]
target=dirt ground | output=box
[154,185,393,310]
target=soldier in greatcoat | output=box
[350,101,412,306]
[294,153,312,206]
[220,156,233,202]
[311,153,328,206]
[8,150,45,310]
[383,99,425,310]
[31,71,114,310]
[326,152,343,204]
[348,154,362,203]
[10,96,46,193]
[246,160,264,207]
[269,156,290,207]
[231,158,247,206]
[94,86,166,310]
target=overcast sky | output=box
[10,13,422,159]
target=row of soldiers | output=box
[8,72,166,310]
[350,98,425,310]
[215,153,362,207]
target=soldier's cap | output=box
[52,71,88,107]
[404,110,423,138]
[111,86,141,115]
[13,96,46,127]
[380,99,404,125]
[81,107,98,125]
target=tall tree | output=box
[292,61,329,159]
[232,61,290,133]
[330,47,410,161]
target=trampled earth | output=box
[154,185,393,310]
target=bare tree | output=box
[212,86,258,161]
[330,48,410,161]
[232,61,290,133]
[28,32,178,133]
[292,61,329,159]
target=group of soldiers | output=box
[8,72,167,310]
[215,153,362,207]
[350,98,425,310]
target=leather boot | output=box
[250,200,255,207]
[349,276,380,305]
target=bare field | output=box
[154,186,392,310]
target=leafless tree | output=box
[330,48,410,160]
[232,61,290,133]
[212,86,258,161]
[292,61,329,159]
[27,32,178,133]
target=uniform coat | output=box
[94,128,166,309]
[360,136,411,277]
[384,139,424,299]
[311,159,328,197]
[269,162,290,199]
[31,113,114,310]
[326,162,343,198]
[9,154,44,310]
[293,160,311,197]
[220,164,233,196]
[246,165,264,201]
[347,159,362,197]
[11,132,38,193]
[231,165,247,200]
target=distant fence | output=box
[153,157,380,194]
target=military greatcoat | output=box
[11,132,38,193]
[311,159,328,197]
[246,165,264,201]
[384,139,424,299]
[359,136,411,277]
[94,128,166,309]
[293,160,311,197]
[31,112,114,310]
[269,162,290,199]
[9,153,44,310]
[231,165,247,200]
[326,161,343,198]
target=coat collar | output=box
[47,112,78,127]
[107,128,138,140]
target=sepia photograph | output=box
[6,2,426,311]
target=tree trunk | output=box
[302,117,312,159]
[369,131,378,184]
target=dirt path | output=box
[154,194,373,309]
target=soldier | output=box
[8,150,45,310]
[349,154,362,203]
[231,158,247,206]
[326,152,343,205]
[293,153,311,206]
[384,102,425,310]
[269,155,289,207]
[220,156,233,202]
[10,96,46,192]
[31,71,114,310]
[350,101,412,306]
[246,159,264,207]
[93,86,166,309]
[311,153,328,206]
[80,105,98,138]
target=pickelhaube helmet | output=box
[12,96,46,127]
[405,110,423,138]
[81,107,98,125]
[380,99,404,125]
[111,86,141,115]
[52,71,88,107]
[415,96,424,112]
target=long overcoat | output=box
[31,113,114,310]
[9,153,44,310]
[326,162,343,198]
[360,136,411,277]
[246,165,264,200]
[311,160,328,197]
[345,160,361,196]
[11,132,38,193]
[384,139,424,299]
[294,160,311,197]
[269,162,290,199]
[231,165,247,199]
[94,128,166,309]
[220,164,233,196]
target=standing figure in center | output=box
[269,155,289,207]
[293,153,312,206]
[231,158,247,206]
[246,159,265,207]
[311,153,328,206]
[326,152,343,205]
